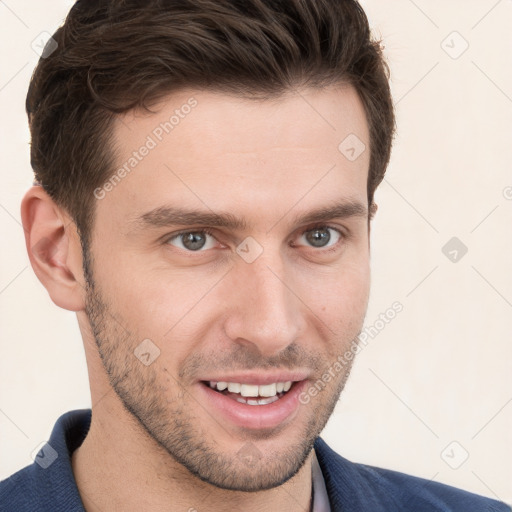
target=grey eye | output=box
[167,231,216,251]
[299,227,341,248]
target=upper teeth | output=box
[209,381,292,397]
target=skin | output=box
[21,84,373,512]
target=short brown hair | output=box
[26,0,395,250]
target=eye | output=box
[296,225,343,249]
[166,229,218,251]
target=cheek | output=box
[94,260,179,339]
[102,266,226,357]
[303,259,370,333]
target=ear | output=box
[368,201,378,247]
[369,201,378,221]
[20,186,86,311]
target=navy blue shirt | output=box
[0,409,509,511]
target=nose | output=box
[222,252,305,358]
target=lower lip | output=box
[197,380,308,430]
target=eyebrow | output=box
[128,199,369,233]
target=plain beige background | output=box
[1,0,511,504]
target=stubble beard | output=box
[82,256,360,492]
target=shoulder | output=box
[0,409,91,512]
[313,437,510,512]
[0,464,41,511]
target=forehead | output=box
[96,86,370,231]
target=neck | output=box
[71,396,314,512]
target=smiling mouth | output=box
[201,380,296,406]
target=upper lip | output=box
[199,370,311,386]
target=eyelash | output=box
[164,224,346,253]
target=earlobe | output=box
[369,201,378,220]
[368,202,378,249]
[20,186,86,312]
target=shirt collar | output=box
[311,447,332,512]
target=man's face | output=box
[83,85,371,491]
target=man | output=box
[0,0,509,511]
